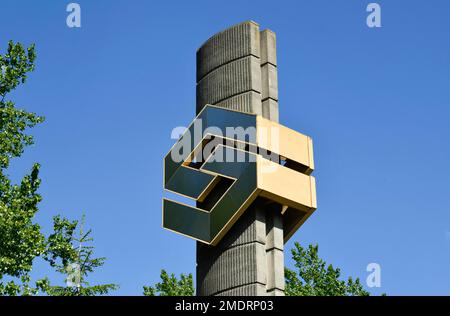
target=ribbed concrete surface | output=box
[198,202,266,253]
[197,201,285,296]
[196,21,279,122]
[214,91,262,116]
[196,56,262,112]
[197,21,260,82]
[197,242,266,295]
[197,204,266,296]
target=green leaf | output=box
[285,242,371,296]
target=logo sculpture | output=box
[163,105,316,245]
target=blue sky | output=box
[1,0,449,295]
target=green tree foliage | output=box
[44,215,118,296]
[0,41,116,296]
[0,40,47,295]
[143,270,194,296]
[285,242,369,296]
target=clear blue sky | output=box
[1,0,449,295]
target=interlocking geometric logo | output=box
[163,105,317,245]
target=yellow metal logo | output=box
[163,105,316,245]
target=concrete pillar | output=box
[196,21,284,296]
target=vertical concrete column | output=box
[260,30,279,123]
[196,21,284,296]
[265,205,285,295]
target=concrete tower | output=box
[195,21,284,296]
[162,20,316,297]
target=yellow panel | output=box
[310,176,317,209]
[256,116,314,171]
[256,156,316,211]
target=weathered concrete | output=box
[196,20,280,123]
[196,55,262,112]
[265,206,285,294]
[196,21,261,82]
[196,201,285,296]
[262,98,279,123]
[260,29,279,123]
[196,21,284,296]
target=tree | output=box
[44,215,118,296]
[0,40,117,296]
[0,40,47,295]
[143,270,194,296]
[285,242,369,296]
